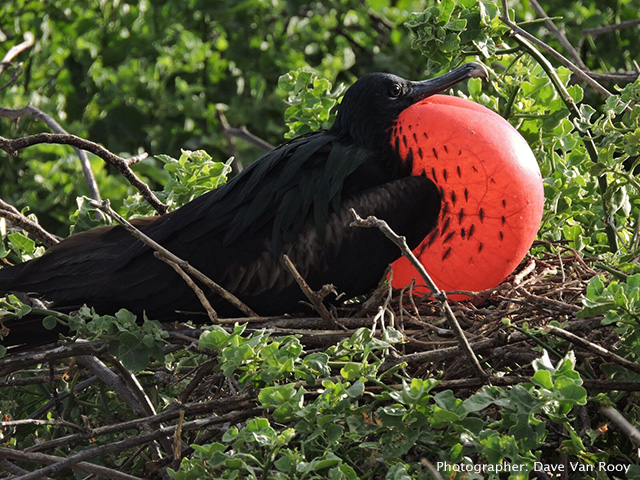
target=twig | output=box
[500,1,614,100]
[0,132,167,214]
[499,10,620,252]
[155,252,218,322]
[91,199,257,317]
[582,19,640,37]
[0,341,104,374]
[0,446,143,480]
[349,208,488,381]
[0,198,60,247]
[8,409,261,480]
[0,106,101,202]
[26,393,256,453]
[282,254,341,329]
[586,71,639,84]
[226,125,274,152]
[601,406,640,445]
[216,108,241,174]
[0,32,35,76]
[529,0,586,69]
[0,458,49,479]
[543,324,640,375]
[381,317,603,370]
[75,354,154,418]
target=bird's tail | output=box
[1,263,63,349]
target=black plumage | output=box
[0,64,486,346]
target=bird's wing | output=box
[133,131,369,257]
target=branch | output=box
[500,3,620,253]
[155,251,219,322]
[582,19,640,37]
[601,406,640,446]
[0,198,60,247]
[500,1,614,100]
[0,447,143,480]
[216,108,241,174]
[543,324,640,375]
[282,254,342,329]
[0,106,101,202]
[91,199,257,318]
[4,410,258,480]
[529,0,586,69]
[0,132,167,214]
[349,209,488,381]
[0,32,35,76]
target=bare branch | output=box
[582,19,640,37]
[500,0,614,100]
[0,132,167,214]
[92,199,257,318]
[155,251,219,323]
[543,324,640,375]
[282,254,342,329]
[586,71,639,84]
[0,106,101,202]
[3,410,257,480]
[601,406,640,446]
[0,446,143,480]
[349,208,488,381]
[216,108,241,174]
[529,0,586,69]
[0,32,35,76]
[0,198,61,247]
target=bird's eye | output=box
[389,83,402,97]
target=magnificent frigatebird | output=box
[0,63,487,347]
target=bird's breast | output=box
[389,95,544,295]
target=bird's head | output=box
[331,63,488,150]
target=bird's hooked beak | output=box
[408,62,488,103]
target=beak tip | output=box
[465,62,489,81]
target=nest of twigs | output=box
[0,240,631,479]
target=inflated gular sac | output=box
[390,95,544,296]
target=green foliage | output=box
[170,326,591,479]
[406,0,506,73]
[278,69,345,138]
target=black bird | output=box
[0,63,487,347]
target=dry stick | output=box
[349,209,488,381]
[0,198,60,247]
[500,0,614,100]
[226,125,275,152]
[6,409,260,480]
[0,447,143,480]
[0,132,167,214]
[25,393,256,453]
[543,324,640,375]
[381,316,603,371]
[0,341,104,374]
[587,71,639,83]
[500,24,619,253]
[0,32,34,76]
[0,458,47,479]
[29,376,101,420]
[529,0,586,69]
[216,108,241,174]
[156,252,219,322]
[91,199,257,317]
[601,406,640,445]
[582,19,640,37]
[76,353,175,460]
[282,254,342,329]
[0,106,101,202]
